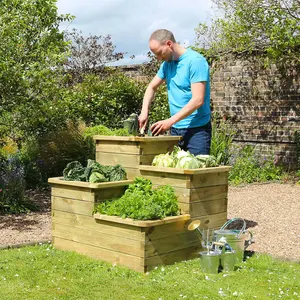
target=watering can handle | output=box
[220,218,246,238]
[244,230,254,248]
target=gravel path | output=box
[0,183,299,261]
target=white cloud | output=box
[56,0,214,65]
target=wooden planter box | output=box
[48,177,202,273]
[93,136,181,179]
[139,165,231,229]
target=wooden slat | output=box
[190,212,228,229]
[96,141,140,154]
[96,152,139,168]
[52,223,145,257]
[93,136,182,142]
[53,237,145,272]
[52,210,144,241]
[139,170,189,188]
[178,198,228,216]
[52,196,95,216]
[139,141,178,155]
[144,246,200,272]
[189,172,229,189]
[93,214,191,227]
[51,186,95,202]
[143,220,189,240]
[145,232,200,257]
[94,186,127,203]
[189,185,228,202]
[152,184,228,203]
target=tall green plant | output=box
[210,112,237,165]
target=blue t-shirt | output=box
[157,48,211,129]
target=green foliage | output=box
[0,154,29,214]
[210,112,237,165]
[19,121,95,188]
[229,145,284,185]
[195,0,300,64]
[94,177,179,220]
[65,72,144,128]
[83,125,129,138]
[0,0,74,141]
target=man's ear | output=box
[166,40,173,49]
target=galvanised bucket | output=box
[199,251,221,274]
[220,250,236,272]
[214,218,253,264]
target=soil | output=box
[0,183,299,261]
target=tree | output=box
[0,0,73,143]
[64,29,125,83]
[195,0,300,63]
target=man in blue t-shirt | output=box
[138,29,211,155]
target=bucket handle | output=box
[220,218,246,238]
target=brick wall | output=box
[211,55,299,169]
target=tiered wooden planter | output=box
[49,135,230,272]
[94,136,181,179]
[49,177,201,272]
[139,165,231,230]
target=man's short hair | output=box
[149,29,176,44]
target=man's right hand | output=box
[138,111,148,132]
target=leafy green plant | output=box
[94,177,179,220]
[229,145,284,185]
[62,159,127,183]
[210,112,237,165]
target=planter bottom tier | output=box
[49,177,202,273]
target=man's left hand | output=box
[150,119,173,136]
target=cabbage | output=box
[89,172,108,183]
[152,153,174,167]
[175,155,200,169]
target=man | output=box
[138,29,211,155]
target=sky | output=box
[56,0,215,66]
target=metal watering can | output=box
[214,218,253,264]
[188,220,237,273]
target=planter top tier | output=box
[94,135,182,179]
[93,135,182,142]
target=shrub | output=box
[20,121,95,188]
[0,154,28,214]
[229,145,284,185]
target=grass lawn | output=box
[0,243,299,300]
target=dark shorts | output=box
[170,122,212,155]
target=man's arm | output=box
[138,75,164,130]
[150,81,206,135]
